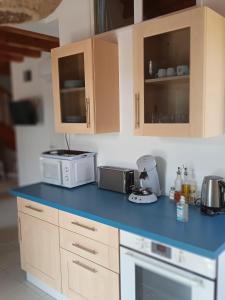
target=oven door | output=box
[40,158,62,186]
[120,247,215,300]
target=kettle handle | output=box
[219,180,225,189]
[219,181,225,206]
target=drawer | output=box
[17,198,58,226]
[61,249,119,300]
[59,211,119,248]
[60,228,119,273]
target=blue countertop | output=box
[11,182,225,259]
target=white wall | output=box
[46,0,93,45]
[11,0,225,194]
[11,54,64,185]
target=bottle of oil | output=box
[182,167,191,202]
[174,167,182,202]
[189,168,197,204]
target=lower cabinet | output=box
[18,212,61,291]
[17,198,120,300]
[61,249,119,300]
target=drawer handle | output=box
[72,243,98,255]
[73,260,97,273]
[25,205,43,213]
[71,221,96,232]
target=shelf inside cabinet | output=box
[60,87,85,94]
[145,75,189,85]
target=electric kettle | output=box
[201,176,225,215]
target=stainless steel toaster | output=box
[98,166,134,194]
[201,175,225,215]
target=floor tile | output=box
[0,248,20,270]
[4,262,26,283]
[24,280,55,300]
[0,270,40,300]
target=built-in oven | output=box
[120,231,216,300]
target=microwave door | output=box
[41,158,62,186]
[120,247,214,300]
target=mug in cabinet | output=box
[177,65,189,76]
[166,67,176,77]
[157,68,166,78]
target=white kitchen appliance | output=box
[128,155,161,204]
[120,231,216,300]
[40,150,95,188]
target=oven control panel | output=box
[120,230,216,279]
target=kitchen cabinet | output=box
[59,210,119,248]
[17,198,120,300]
[51,38,119,134]
[61,249,119,300]
[133,7,225,137]
[59,210,120,300]
[17,210,61,291]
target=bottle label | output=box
[177,206,184,222]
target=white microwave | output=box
[40,150,96,188]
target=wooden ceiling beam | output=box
[0,60,10,75]
[0,44,41,58]
[0,51,23,62]
[0,26,59,52]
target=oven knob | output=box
[65,167,69,172]
[178,251,186,264]
[65,175,69,182]
[136,238,145,249]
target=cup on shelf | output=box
[166,67,176,77]
[157,68,166,78]
[177,65,189,76]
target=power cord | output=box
[64,133,70,151]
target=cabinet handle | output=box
[85,98,90,128]
[71,221,96,232]
[18,217,22,242]
[25,205,43,213]
[72,243,98,255]
[135,93,140,129]
[73,260,97,273]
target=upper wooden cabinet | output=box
[51,38,119,134]
[133,7,225,137]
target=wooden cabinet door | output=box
[51,39,95,134]
[19,212,61,291]
[133,7,204,137]
[61,249,119,300]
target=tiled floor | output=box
[0,179,55,300]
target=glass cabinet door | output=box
[58,53,87,124]
[144,27,190,125]
[133,8,204,137]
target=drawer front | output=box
[18,198,58,225]
[61,249,119,300]
[59,211,119,247]
[60,228,119,273]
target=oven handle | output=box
[125,251,203,288]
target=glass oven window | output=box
[135,265,191,300]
